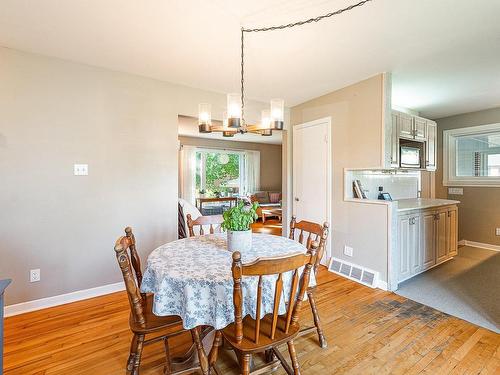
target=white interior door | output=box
[293,118,332,260]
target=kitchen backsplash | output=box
[345,169,421,200]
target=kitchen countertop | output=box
[396,198,460,212]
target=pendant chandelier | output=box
[198,0,373,138]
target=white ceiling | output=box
[178,116,283,145]
[1,0,499,119]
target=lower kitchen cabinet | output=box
[397,205,458,283]
[421,211,436,270]
[447,207,458,257]
[436,210,448,264]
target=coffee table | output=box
[261,207,282,223]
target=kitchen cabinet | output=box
[398,216,412,281]
[397,111,415,140]
[390,112,400,167]
[421,211,436,270]
[413,117,427,141]
[389,110,437,172]
[447,207,458,257]
[397,204,459,283]
[398,214,421,282]
[426,120,437,171]
[436,210,448,264]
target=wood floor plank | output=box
[4,267,499,374]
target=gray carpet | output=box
[396,246,499,333]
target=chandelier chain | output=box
[238,0,373,127]
[241,28,245,131]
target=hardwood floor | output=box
[4,268,499,374]
[251,218,282,236]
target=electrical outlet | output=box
[496,228,500,236]
[448,187,463,195]
[30,268,41,283]
[344,245,353,257]
[73,164,88,176]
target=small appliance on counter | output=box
[377,186,392,201]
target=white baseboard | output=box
[4,281,125,317]
[460,240,500,252]
[376,280,388,291]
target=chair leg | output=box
[308,289,327,348]
[287,340,301,375]
[127,334,139,372]
[163,338,171,375]
[131,334,145,375]
[241,353,251,375]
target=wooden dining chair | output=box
[289,216,330,348]
[219,243,318,375]
[114,227,211,375]
[186,214,224,237]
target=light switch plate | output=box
[448,187,463,195]
[344,245,353,257]
[74,164,88,176]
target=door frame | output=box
[291,117,333,262]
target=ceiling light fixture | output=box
[198,0,373,137]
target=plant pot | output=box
[227,229,252,252]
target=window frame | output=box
[443,123,500,187]
[195,148,246,194]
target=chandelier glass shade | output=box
[197,0,373,138]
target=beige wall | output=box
[178,136,282,192]
[291,74,391,282]
[435,107,500,245]
[0,48,267,305]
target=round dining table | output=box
[140,232,314,330]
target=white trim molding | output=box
[443,122,500,187]
[376,280,388,291]
[460,240,500,252]
[4,281,125,317]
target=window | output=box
[195,150,243,196]
[192,148,260,197]
[443,123,500,186]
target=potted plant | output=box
[222,201,259,252]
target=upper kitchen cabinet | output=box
[390,111,400,168]
[413,117,428,141]
[396,111,414,140]
[388,110,437,171]
[426,120,437,171]
[394,110,427,141]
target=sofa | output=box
[249,191,282,221]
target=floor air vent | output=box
[328,257,379,288]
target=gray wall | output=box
[178,136,282,192]
[435,107,500,245]
[0,48,266,305]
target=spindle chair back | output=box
[187,214,224,237]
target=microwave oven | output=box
[400,141,425,169]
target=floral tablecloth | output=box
[141,233,313,330]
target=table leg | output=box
[191,327,209,375]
